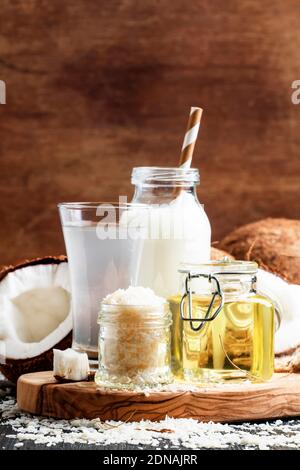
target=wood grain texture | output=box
[0,1,300,265]
[17,371,300,423]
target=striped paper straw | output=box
[179,107,203,169]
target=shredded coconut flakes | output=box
[102,286,165,306]
[1,389,300,450]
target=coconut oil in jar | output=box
[95,286,172,389]
[169,260,275,382]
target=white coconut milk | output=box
[128,192,211,298]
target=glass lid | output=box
[179,258,258,275]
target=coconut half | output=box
[0,256,72,382]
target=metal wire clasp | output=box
[180,273,224,332]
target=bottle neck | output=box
[132,184,199,205]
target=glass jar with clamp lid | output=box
[168,259,276,383]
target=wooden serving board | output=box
[17,371,300,423]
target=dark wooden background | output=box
[1,0,300,265]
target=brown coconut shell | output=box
[0,255,72,383]
[219,218,300,284]
[0,255,67,282]
[275,348,300,373]
[211,247,234,261]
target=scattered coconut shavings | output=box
[1,389,300,450]
[14,442,24,448]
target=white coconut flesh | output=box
[53,348,89,381]
[0,262,72,360]
[257,269,300,355]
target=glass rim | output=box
[132,166,199,171]
[131,166,200,186]
[57,201,149,210]
[100,301,169,308]
[98,302,171,322]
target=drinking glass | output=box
[58,202,147,368]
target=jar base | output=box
[95,367,172,390]
[176,368,269,384]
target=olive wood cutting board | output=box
[17,371,300,423]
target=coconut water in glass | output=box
[58,202,146,368]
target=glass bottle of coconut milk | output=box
[130,167,211,297]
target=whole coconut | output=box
[219,218,300,284]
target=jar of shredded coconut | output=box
[95,286,172,389]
